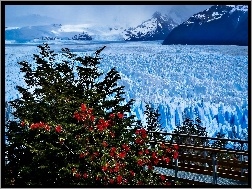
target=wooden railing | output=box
[5,129,248,185]
[148,131,249,185]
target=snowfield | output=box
[5,40,248,142]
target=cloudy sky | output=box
[5,5,212,27]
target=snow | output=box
[5,23,127,42]
[212,12,220,17]
[194,14,205,19]
[184,5,248,25]
[227,5,248,13]
[5,11,178,43]
[5,27,20,30]
[60,24,92,32]
[5,41,248,143]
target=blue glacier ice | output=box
[5,41,248,147]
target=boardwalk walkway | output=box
[154,166,248,185]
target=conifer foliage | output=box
[171,116,208,165]
[5,44,178,186]
[143,104,166,142]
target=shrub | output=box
[5,44,178,186]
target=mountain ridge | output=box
[162,5,248,46]
[5,11,179,42]
[123,11,178,41]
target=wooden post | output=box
[203,141,207,169]
[240,142,244,176]
[212,152,218,185]
[174,158,178,182]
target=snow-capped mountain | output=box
[5,11,179,42]
[162,5,248,46]
[165,5,212,25]
[123,11,178,41]
[5,23,128,42]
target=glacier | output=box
[5,40,248,144]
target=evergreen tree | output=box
[171,115,208,165]
[5,44,178,186]
[211,132,235,160]
[143,103,166,143]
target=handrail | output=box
[146,130,248,144]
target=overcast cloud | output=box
[5,5,212,27]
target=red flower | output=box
[21,121,25,127]
[122,144,130,152]
[166,147,171,153]
[75,173,81,179]
[86,108,93,115]
[73,111,81,121]
[83,173,88,179]
[111,147,116,152]
[135,128,147,138]
[152,152,157,159]
[97,119,109,131]
[117,112,124,119]
[138,150,143,156]
[96,175,100,181]
[137,159,144,166]
[90,115,95,122]
[102,165,108,172]
[103,176,107,182]
[137,181,143,185]
[147,164,154,170]
[140,128,147,138]
[129,170,135,177]
[135,129,140,135]
[160,174,166,181]
[102,141,108,147]
[160,142,166,149]
[114,165,120,172]
[44,124,50,131]
[109,113,115,119]
[145,149,149,154]
[109,151,115,157]
[152,155,159,165]
[81,103,87,111]
[109,178,114,184]
[79,152,85,158]
[154,159,159,165]
[55,125,62,133]
[173,151,179,159]
[163,156,170,164]
[165,181,171,185]
[118,151,126,159]
[117,175,123,184]
[30,123,36,130]
[173,144,179,150]
[135,138,143,145]
[89,126,94,131]
[30,122,43,130]
[93,152,99,157]
[110,147,116,157]
[107,119,113,127]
